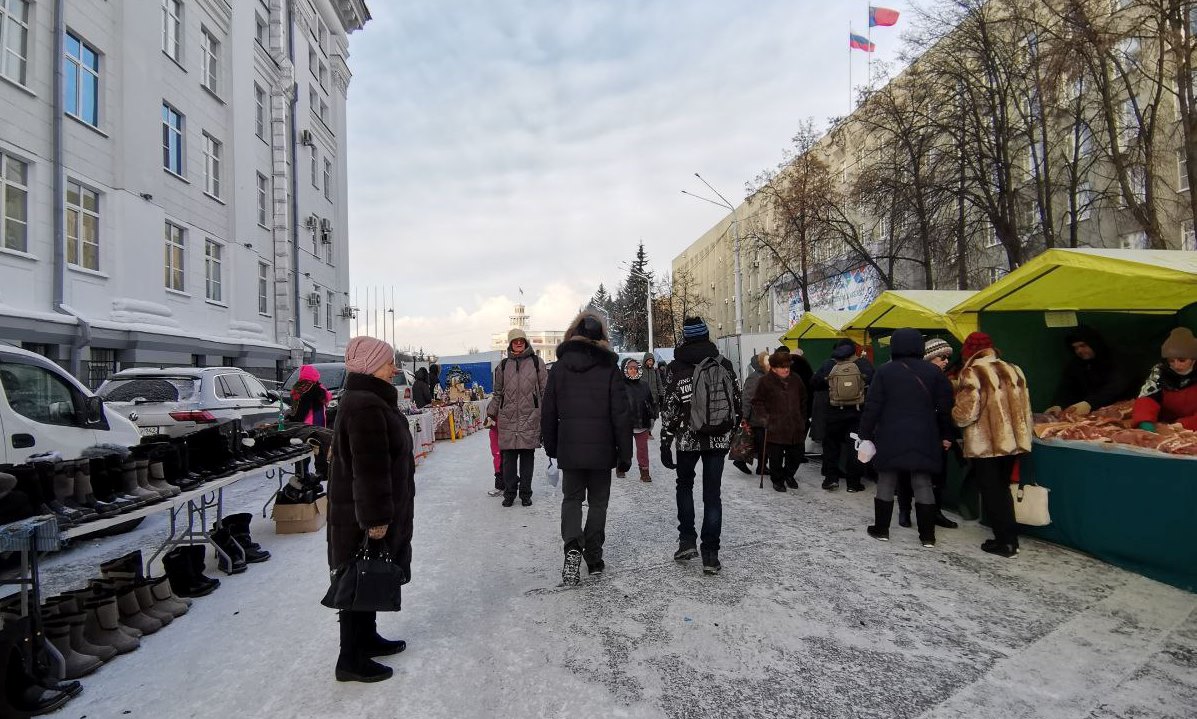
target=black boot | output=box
[915,503,937,548]
[209,525,247,574]
[932,486,958,528]
[867,499,893,541]
[0,617,79,717]
[222,513,271,563]
[335,612,393,682]
[360,612,406,658]
[162,547,219,598]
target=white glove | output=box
[856,440,877,464]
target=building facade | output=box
[489,304,564,362]
[0,0,369,386]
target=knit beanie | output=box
[344,336,395,375]
[923,338,953,362]
[1162,327,1197,359]
[682,317,709,342]
[961,332,994,360]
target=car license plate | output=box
[139,426,163,437]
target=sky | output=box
[345,0,913,355]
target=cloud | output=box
[345,1,913,353]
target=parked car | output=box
[280,362,416,422]
[0,345,141,463]
[97,367,283,438]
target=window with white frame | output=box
[326,291,334,330]
[312,291,321,328]
[1,0,30,86]
[1075,181,1094,221]
[310,146,318,187]
[1,153,28,252]
[65,180,99,270]
[320,97,329,125]
[162,103,184,175]
[1127,165,1146,205]
[254,83,267,139]
[202,132,221,198]
[162,0,182,62]
[309,85,319,117]
[204,239,222,302]
[200,28,219,94]
[984,223,1001,248]
[1120,230,1148,250]
[255,12,268,47]
[308,45,317,79]
[164,222,185,291]
[64,33,100,127]
[258,262,270,315]
[319,61,327,91]
[1075,123,1094,161]
[323,158,332,200]
[1179,150,1190,192]
[1119,98,1138,147]
[324,223,333,263]
[256,172,269,227]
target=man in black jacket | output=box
[541,311,632,586]
[811,339,874,492]
[659,318,741,575]
[1047,325,1137,416]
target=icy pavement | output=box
[31,434,1197,719]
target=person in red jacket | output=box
[1132,327,1197,431]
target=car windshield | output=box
[282,366,347,392]
[99,377,199,403]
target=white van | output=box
[0,345,141,464]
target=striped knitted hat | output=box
[682,317,709,342]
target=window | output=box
[326,291,334,330]
[1127,165,1146,205]
[1179,150,1190,192]
[255,12,268,47]
[320,98,329,125]
[202,132,221,198]
[0,360,86,427]
[65,180,99,270]
[323,158,332,200]
[312,291,321,328]
[200,28,219,93]
[319,61,327,91]
[1075,181,1094,221]
[1075,124,1094,161]
[162,103,184,175]
[1183,221,1196,251]
[1119,99,1138,147]
[258,262,270,315]
[64,33,99,127]
[309,85,319,117]
[164,222,185,291]
[1120,231,1148,250]
[317,18,329,54]
[254,83,267,139]
[256,172,269,227]
[310,146,318,187]
[162,0,182,61]
[0,0,30,85]
[204,239,222,302]
[1,153,28,252]
[987,267,1008,284]
[308,45,317,79]
[215,374,250,399]
[984,223,1001,248]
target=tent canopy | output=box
[780,310,863,343]
[844,290,977,341]
[950,249,1197,315]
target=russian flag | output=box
[849,33,875,52]
[869,6,901,27]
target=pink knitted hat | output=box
[345,336,395,375]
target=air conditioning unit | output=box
[300,129,313,146]
[320,218,332,232]
[339,306,357,319]
[304,215,318,230]
[320,231,332,245]
[305,292,321,307]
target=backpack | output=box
[828,359,866,407]
[690,357,737,435]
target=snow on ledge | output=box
[110,298,180,328]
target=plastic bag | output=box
[545,458,560,488]
[851,433,877,464]
[728,425,756,463]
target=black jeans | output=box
[766,443,802,483]
[675,450,725,553]
[821,407,864,484]
[501,449,535,500]
[561,469,612,560]
[973,455,1019,546]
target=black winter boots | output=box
[162,545,220,598]
[914,503,937,548]
[210,513,271,573]
[867,499,894,541]
[335,612,394,683]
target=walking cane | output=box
[758,426,768,490]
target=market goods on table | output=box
[1032,400,1197,456]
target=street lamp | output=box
[682,173,743,336]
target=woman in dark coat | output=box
[412,367,433,408]
[857,328,954,547]
[541,311,632,585]
[751,351,807,493]
[327,336,415,683]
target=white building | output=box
[490,304,565,362]
[0,0,369,387]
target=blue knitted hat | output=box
[682,317,709,342]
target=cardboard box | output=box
[272,495,328,534]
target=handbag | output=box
[1010,482,1051,526]
[729,425,756,463]
[320,536,406,612]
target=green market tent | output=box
[844,290,976,364]
[779,310,863,369]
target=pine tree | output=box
[613,243,652,352]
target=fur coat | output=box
[951,349,1034,458]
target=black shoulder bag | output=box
[321,536,407,612]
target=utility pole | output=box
[682,174,743,336]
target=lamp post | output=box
[682,173,743,336]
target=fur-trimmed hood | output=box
[555,310,617,372]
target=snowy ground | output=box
[26,433,1197,719]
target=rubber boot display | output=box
[110,583,163,636]
[223,513,270,563]
[146,453,181,497]
[33,462,85,526]
[121,460,158,503]
[103,454,146,509]
[210,525,248,574]
[63,611,117,663]
[83,595,140,654]
[100,550,144,583]
[162,547,219,598]
[52,461,96,522]
[43,619,102,679]
[86,457,134,512]
[867,498,894,541]
[134,458,171,500]
[72,460,120,518]
[132,582,175,626]
[915,503,937,548]
[148,575,191,616]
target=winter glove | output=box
[616,460,631,474]
[1138,422,1156,433]
[660,444,676,470]
[1066,401,1092,416]
[1044,406,1062,416]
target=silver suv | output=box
[97,367,283,438]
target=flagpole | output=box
[867,4,873,89]
[848,21,853,113]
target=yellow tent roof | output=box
[780,310,862,343]
[844,290,977,341]
[949,249,1197,315]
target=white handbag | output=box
[1010,483,1051,526]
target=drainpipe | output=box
[51,0,88,378]
[287,0,302,355]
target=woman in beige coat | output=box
[487,328,548,506]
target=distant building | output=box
[490,304,565,362]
